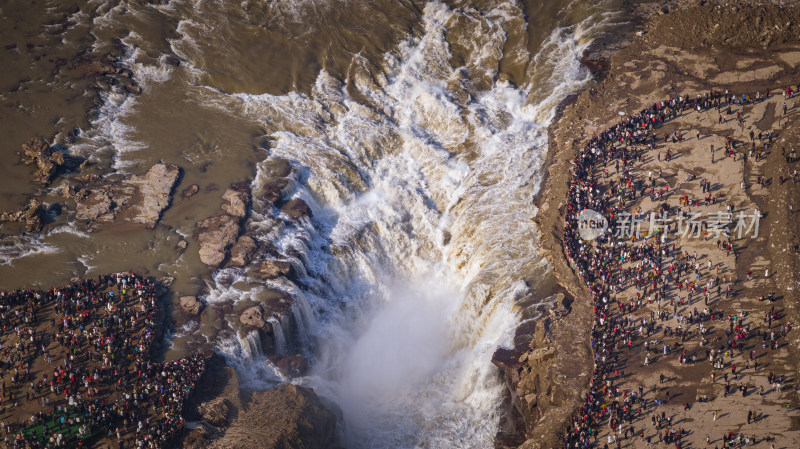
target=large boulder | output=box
[221,182,251,218]
[180,295,203,315]
[228,236,258,268]
[128,163,181,228]
[209,383,337,449]
[196,214,241,267]
[240,305,265,329]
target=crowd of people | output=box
[558,87,796,448]
[0,273,206,448]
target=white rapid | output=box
[188,2,620,447]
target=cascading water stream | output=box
[193,2,621,447]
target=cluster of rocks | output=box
[2,137,181,231]
[0,199,45,232]
[195,182,256,267]
[194,157,312,270]
[258,158,312,221]
[17,137,73,185]
[179,159,311,374]
[135,159,326,447]
[2,51,150,232]
[5,145,333,446]
[67,162,182,228]
[69,52,143,95]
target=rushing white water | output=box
[186,2,617,447]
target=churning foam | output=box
[0,234,60,266]
[190,1,615,447]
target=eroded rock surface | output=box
[239,305,266,329]
[180,295,203,316]
[196,214,241,267]
[221,182,251,218]
[75,190,114,221]
[0,199,45,232]
[19,137,64,185]
[208,384,336,449]
[228,236,258,268]
[127,163,181,228]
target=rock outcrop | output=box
[196,214,241,267]
[180,295,203,316]
[281,198,312,220]
[0,199,45,232]
[221,183,250,218]
[198,397,235,428]
[492,293,590,449]
[19,137,66,185]
[263,179,290,204]
[275,354,309,378]
[127,163,181,228]
[17,162,184,229]
[75,190,114,221]
[181,354,336,449]
[239,305,266,329]
[228,236,258,268]
[259,159,293,204]
[70,53,143,96]
[180,354,242,446]
[209,383,336,449]
[195,182,253,268]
